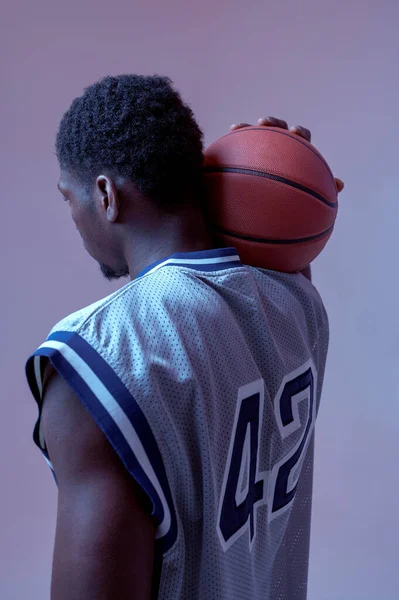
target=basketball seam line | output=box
[226,126,336,182]
[215,223,334,245]
[202,166,337,208]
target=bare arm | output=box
[41,366,156,600]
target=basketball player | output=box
[25,74,343,599]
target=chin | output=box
[99,262,130,281]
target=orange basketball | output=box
[203,126,338,273]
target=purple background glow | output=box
[1,1,398,597]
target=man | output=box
[25,74,343,599]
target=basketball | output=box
[203,126,338,273]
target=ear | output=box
[95,175,120,223]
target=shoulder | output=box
[249,266,329,330]
[56,267,198,331]
[47,281,135,338]
[26,268,201,402]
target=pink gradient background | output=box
[1,1,398,598]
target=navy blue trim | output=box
[25,354,40,405]
[169,247,238,260]
[135,256,168,280]
[28,347,164,525]
[135,246,241,280]
[25,354,58,483]
[28,333,178,554]
[25,354,45,450]
[151,259,242,273]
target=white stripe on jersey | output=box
[144,254,241,277]
[34,355,43,397]
[37,340,172,540]
[44,455,55,474]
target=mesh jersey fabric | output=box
[25,247,329,600]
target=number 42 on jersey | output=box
[217,360,317,552]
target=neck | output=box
[125,210,214,280]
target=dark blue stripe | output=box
[25,355,44,449]
[170,247,239,259]
[31,345,165,525]
[135,256,169,280]
[135,246,241,280]
[156,259,242,274]
[44,333,178,553]
[25,354,63,485]
[25,355,41,405]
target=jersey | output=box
[25,247,329,600]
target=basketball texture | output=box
[203,126,338,273]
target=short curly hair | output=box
[56,74,205,210]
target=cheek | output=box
[73,210,105,257]
[71,213,82,236]
[69,204,78,226]
[72,203,89,232]
[72,215,79,231]
[70,207,90,245]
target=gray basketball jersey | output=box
[26,247,329,599]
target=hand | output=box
[230,117,344,193]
